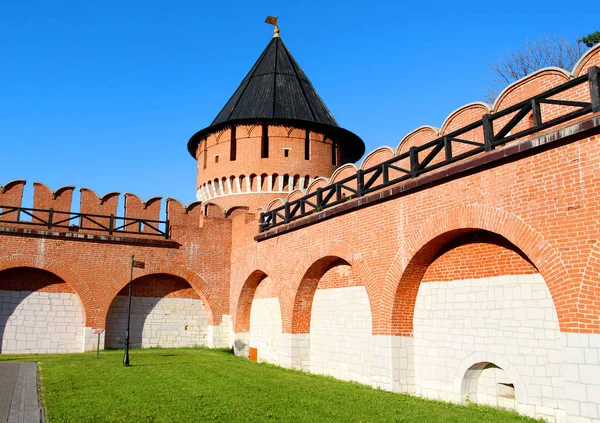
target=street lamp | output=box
[124,254,144,366]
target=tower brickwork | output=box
[187,31,364,213]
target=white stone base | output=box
[250,297,283,364]
[1,290,84,354]
[414,274,565,421]
[234,274,600,422]
[309,286,373,385]
[561,332,600,423]
[208,314,231,349]
[105,296,208,349]
[82,327,106,352]
[371,335,415,393]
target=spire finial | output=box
[265,15,279,38]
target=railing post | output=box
[164,219,170,239]
[284,203,290,223]
[356,169,364,197]
[108,214,114,235]
[530,99,542,126]
[47,208,54,230]
[316,188,323,212]
[589,66,600,112]
[444,136,452,161]
[382,163,389,184]
[482,114,494,152]
[409,147,418,178]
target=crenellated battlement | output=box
[0,181,228,240]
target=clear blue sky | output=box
[1,0,597,211]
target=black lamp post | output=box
[123,255,134,366]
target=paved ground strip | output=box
[0,362,41,423]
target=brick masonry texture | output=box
[2,43,600,422]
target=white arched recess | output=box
[249,276,284,365]
[413,273,565,420]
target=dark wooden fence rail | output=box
[260,66,600,232]
[0,206,170,239]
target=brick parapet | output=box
[257,113,600,240]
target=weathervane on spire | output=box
[265,15,279,38]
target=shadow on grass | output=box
[129,362,191,367]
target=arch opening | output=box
[404,230,562,415]
[234,270,283,364]
[0,267,84,354]
[249,275,282,364]
[295,257,373,384]
[104,273,209,349]
[461,362,516,410]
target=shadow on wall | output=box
[0,267,84,354]
[104,274,209,350]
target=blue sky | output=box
[1,0,597,210]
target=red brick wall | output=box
[231,118,600,336]
[0,267,74,293]
[253,276,277,299]
[115,274,200,299]
[317,261,363,289]
[0,212,232,329]
[1,45,599,341]
[421,232,537,283]
[196,125,345,212]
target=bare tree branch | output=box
[486,35,587,103]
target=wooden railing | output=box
[260,66,600,232]
[0,206,170,239]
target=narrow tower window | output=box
[230,126,237,161]
[304,130,310,160]
[261,124,269,158]
[203,139,208,170]
[331,139,337,166]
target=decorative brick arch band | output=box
[232,258,282,333]
[0,254,95,326]
[380,205,571,335]
[103,262,218,327]
[579,240,600,333]
[286,240,376,334]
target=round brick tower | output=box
[187,26,365,213]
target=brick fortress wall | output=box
[231,45,600,422]
[0,184,234,352]
[1,42,600,423]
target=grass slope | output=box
[1,348,540,423]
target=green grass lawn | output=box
[0,348,540,423]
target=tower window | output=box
[215,154,219,163]
[261,124,269,158]
[230,126,237,161]
[203,139,207,170]
[331,140,337,166]
[283,148,290,158]
[304,130,310,160]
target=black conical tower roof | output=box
[187,36,365,162]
